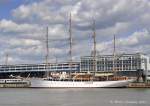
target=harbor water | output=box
[0,88,150,106]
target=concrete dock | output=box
[128,82,150,88]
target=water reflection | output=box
[0,88,149,106]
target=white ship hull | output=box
[29,79,133,88]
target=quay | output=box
[1,82,150,88]
[128,82,150,88]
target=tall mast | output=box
[113,34,116,74]
[69,13,73,74]
[45,26,49,77]
[92,19,97,74]
[69,13,72,63]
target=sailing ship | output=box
[29,72,133,88]
[29,14,133,88]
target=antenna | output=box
[45,26,49,77]
[92,19,97,74]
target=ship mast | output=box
[113,34,116,75]
[69,13,73,63]
[5,53,9,66]
[69,13,73,75]
[92,20,97,75]
[45,26,49,77]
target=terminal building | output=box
[0,53,150,78]
[0,62,80,78]
[80,53,150,77]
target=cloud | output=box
[0,19,38,34]
[0,0,150,64]
[118,29,150,46]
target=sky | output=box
[0,0,150,64]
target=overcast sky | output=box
[0,0,150,64]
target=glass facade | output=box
[0,62,80,73]
[80,53,149,73]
